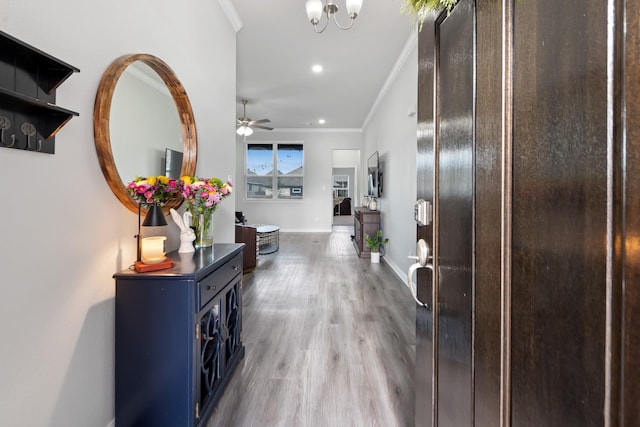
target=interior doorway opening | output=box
[331,149,360,227]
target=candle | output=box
[141,236,166,264]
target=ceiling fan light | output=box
[306,0,323,23]
[346,0,362,16]
[237,125,253,136]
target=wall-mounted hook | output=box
[30,138,43,152]
[20,122,37,150]
[0,116,11,144]
[5,134,16,148]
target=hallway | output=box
[207,227,415,426]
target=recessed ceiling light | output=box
[312,64,323,73]
[318,119,326,125]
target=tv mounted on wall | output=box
[367,151,380,198]
[162,148,183,179]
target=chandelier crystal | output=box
[305,0,363,33]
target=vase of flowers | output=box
[126,175,182,208]
[181,176,233,248]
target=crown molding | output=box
[362,31,418,129]
[268,128,363,133]
[218,0,243,32]
[126,63,170,97]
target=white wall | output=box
[0,1,237,426]
[235,130,362,231]
[362,35,418,281]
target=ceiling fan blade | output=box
[248,118,271,125]
[251,124,273,131]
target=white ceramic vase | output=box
[371,251,380,263]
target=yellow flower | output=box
[147,176,157,185]
[181,176,193,185]
[158,175,169,185]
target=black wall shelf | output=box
[0,31,79,154]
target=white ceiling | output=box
[229,0,416,131]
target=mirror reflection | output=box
[110,62,183,184]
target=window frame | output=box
[245,142,304,201]
[332,174,349,199]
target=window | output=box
[332,175,349,199]
[246,143,303,199]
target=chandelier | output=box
[305,0,363,33]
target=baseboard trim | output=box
[382,255,408,286]
[279,228,333,233]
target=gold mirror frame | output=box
[93,53,197,215]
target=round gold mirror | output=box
[94,53,197,214]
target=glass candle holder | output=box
[141,236,167,264]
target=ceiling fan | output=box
[236,100,273,136]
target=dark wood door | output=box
[415,1,474,426]
[415,0,640,425]
[434,2,475,425]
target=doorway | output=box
[332,149,359,227]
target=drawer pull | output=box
[206,285,216,291]
[233,265,240,271]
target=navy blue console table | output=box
[114,243,245,427]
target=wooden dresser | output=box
[235,224,257,272]
[353,207,381,257]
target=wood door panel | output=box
[417,1,640,426]
[510,0,608,425]
[474,0,504,425]
[619,0,640,424]
[416,9,438,427]
[622,116,640,414]
[436,1,474,425]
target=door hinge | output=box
[195,402,200,419]
[195,323,200,340]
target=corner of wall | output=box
[217,0,243,32]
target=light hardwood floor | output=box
[207,226,415,427]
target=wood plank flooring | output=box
[207,226,415,427]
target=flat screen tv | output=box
[367,151,380,198]
[163,148,183,179]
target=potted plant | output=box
[364,230,389,264]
